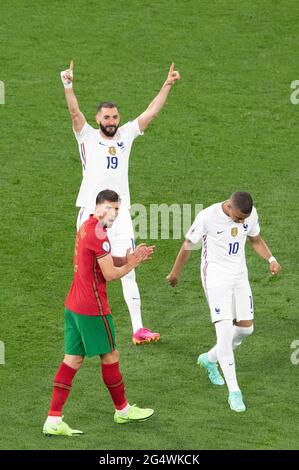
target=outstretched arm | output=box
[137,63,180,133]
[60,60,86,133]
[166,239,194,287]
[248,235,281,275]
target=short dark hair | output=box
[96,189,120,205]
[231,192,253,214]
[96,102,119,113]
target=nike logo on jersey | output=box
[217,230,225,234]
[99,142,105,146]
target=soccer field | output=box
[0,0,298,451]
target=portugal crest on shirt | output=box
[108,146,116,156]
[231,227,238,237]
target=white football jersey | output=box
[73,119,143,212]
[185,202,260,288]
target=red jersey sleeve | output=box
[86,229,111,259]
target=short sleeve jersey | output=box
[185,203,260,288]
[65,215,112,315]
[73,119,143,212]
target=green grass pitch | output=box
[0,0,298,450]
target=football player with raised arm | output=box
[60,61,180,345]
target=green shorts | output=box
[64,308,116,357]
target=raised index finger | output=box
[169,62,174,74]
[69,60,74,70]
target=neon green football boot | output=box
[114,404,154,424]
[43,417,83,436]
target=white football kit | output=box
[73,119,143,256]
[185,203,260,323]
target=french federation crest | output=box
[231,227,238,237]
[108,146,116,156]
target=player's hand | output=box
[126,244,155,268]
[166,272,179,287]
[142,244,155,261]
[164,62,180,86]
[269,261,281,275]
[60,60,74,88]
[138,244,155,261]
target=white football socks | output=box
[47,415,62,424]
[215,320,240,392]
[232,325,254,349]
[116,403,131,415]
[121,269,143,333]
[207,324,254,362]
[207,346,218,363]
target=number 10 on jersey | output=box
[228,242,239,255]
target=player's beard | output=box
[100,123,118,137]
[105,218,115,228]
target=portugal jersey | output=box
[185,203,260,289]
[65,215,112,315]
[73,119,143,212]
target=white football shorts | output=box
[205,281,254,323]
